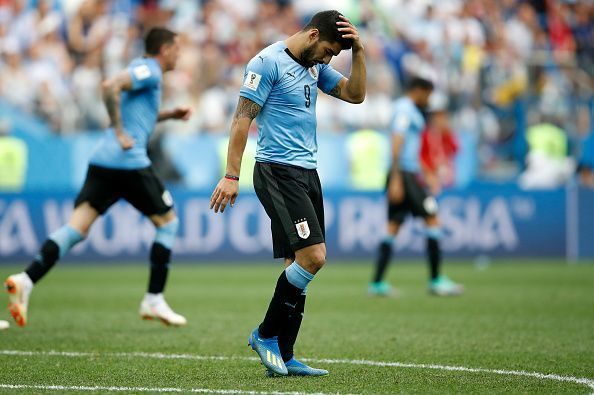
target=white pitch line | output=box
[1,349,593,393]
[305,358,594,392]
[0,384,335,395]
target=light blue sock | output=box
[426,226,443,240]
[49,225,84,258]
[285,262,314,290]
[383,235,394,245]
[155,218,179,249]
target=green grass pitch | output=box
[0,260,593,394]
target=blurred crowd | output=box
[0,0,593,180]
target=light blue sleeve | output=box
[128,60,161,91]
[239,55,278,107]
[390,105,412,136]
[318,63,344,94]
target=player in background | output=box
[419,94,458,196]
[5,28,191,327]
[210,10,365,376]
[369,78,463,297]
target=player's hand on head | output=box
[337,15,363,52]
[116,132,135,150]
[210,177,239,213]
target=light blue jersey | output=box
[90,57,162,169]
[239,41,344,169]
[390,96,426,173]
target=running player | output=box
[369,77,463,297]
[210,10,366,376]
[5,28,190,327]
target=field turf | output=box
[0,260,593,394]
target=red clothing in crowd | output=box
[420,127,458,186]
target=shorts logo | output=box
[295,219,310,239]
[308,67,318,80]
[243,71,262,91]
[162,190,173,207]
[423,196,438,215]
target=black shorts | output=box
[254,162,325,259]
[387,171,438,223]
[74,164,173,216]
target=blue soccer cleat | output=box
[368,281,393,296]
[248,328,288,376]
[429,275,464,296]
[266,358,329,377]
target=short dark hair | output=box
[144,27,177,55]
[303,10,352,50]
[406,77,434,92]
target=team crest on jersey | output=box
[308,66,318,80]
[295,219,310,239]
[162,190,173,207]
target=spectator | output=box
[420,94,458,194]
[0,39,35,111]
[0,0,591,185]
[0,119,27,191]
[519,120,575,189]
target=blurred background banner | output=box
[2,186,592,261]
[0,0,593,261]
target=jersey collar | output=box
[284,48,309,68]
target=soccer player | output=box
[210,10,365,376]
[5,28,190,327]
[369,78,463,297]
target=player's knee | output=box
[67,219,92,237]
[73,223,93,238]
[69,202,99,236]
[387,221,401,236]
[308,248,326,272]
[424,215,440,228]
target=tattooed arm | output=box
[210,96,261,213]
[101,70,134,150]
[327,55,366,104]
[225,96,261,177]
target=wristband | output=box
[225,174,239,181]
